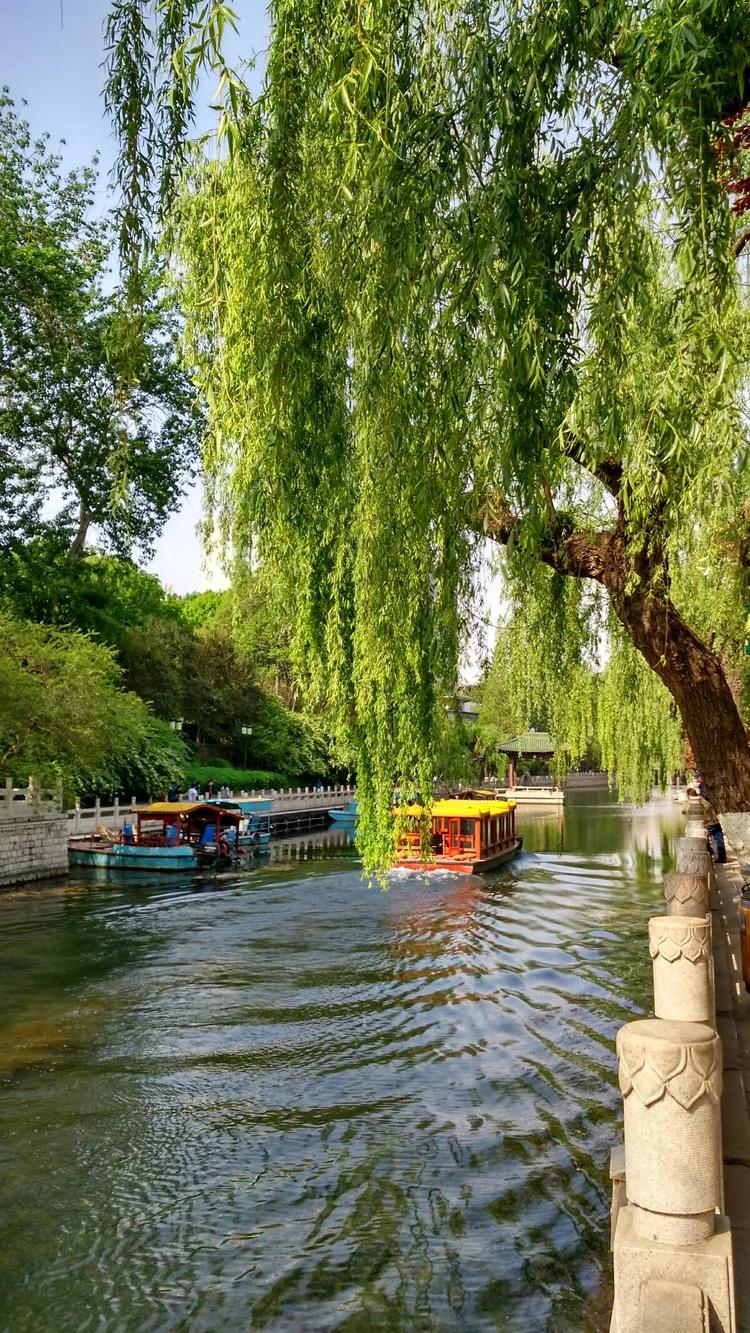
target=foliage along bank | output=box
[0,92,336,802]
[0,559,335,801]
[103,0,750,869]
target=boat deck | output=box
[393,837,523,876]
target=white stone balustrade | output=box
[677,837,713,885]
[617,1019,722,1245]
[610,847,737,1332]
[648,917,713,1024]
[663,871,710,918]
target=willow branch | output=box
[560,432,623,496]
[540,473,556,524]
[473,492,613,585]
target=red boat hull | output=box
[393,836,523,876]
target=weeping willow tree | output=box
[105,0,750,866]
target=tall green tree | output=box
[0,93,202,561]
[105,2,750,863]
[0,614,187,799]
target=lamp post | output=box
[241,725,252,770]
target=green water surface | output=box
[0,792,684,1332]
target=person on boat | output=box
[222,825,237,847]
[166,822,179,846]
[186,783,199,801]
[121,822,134,843]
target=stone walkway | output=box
[713,857,750,1332]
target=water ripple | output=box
[0,793,683,1331]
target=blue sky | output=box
[1,0,269,593]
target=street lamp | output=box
[169,719,184,732]
[241,725,252,769]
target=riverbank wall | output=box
[564,771,611,789]
[607,798,750,1332]
[0,814,68,889]
[0,780,67,888]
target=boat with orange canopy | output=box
[393,797,522,874]
[68,802,245,872]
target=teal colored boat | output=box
[328,801,358,826]
[68,801,246,873]
[207,798,272,847]
[68,841,196,871]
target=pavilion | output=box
[498,731,556,787]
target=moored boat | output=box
[209,798,273,848]
[393,797,522,874]
[68,801,247,872]
[328,801,358,826]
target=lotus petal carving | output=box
[617,1038,720,1108]
[648,926,709,964]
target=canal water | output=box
[0,792,684,1333]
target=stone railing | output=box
[66,785,358,833]
[0,777,62,820]
[609,796,736,1332]
[0,778,67,887]
[237,784,356,809]
[68,797,138,834]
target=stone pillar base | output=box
[611,1143,626,1249]
[612,1205,736,1333]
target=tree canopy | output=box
[0,614,188,800]
[104,1,750,865]
[0,93,202,561]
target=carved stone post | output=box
[617,1019,721,1244]
[664,872,710,919]
[612,1019,736,1333]
[649,917,713,1024]
[677,835,710,871]
[685,814,705,832]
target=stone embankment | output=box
[608,796,750,1332]
[0,780,67,888]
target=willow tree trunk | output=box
[480,498,750,812]
[610,579,750,812]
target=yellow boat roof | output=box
[394,799,516,817]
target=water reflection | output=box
[0,793,682,1331]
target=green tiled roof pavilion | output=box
[498,731,556,756]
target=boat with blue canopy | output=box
[207,798,272,848]
[328,800,358,827]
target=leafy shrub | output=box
[182,764,293,791]
[76,716,188,801]
[0,614,188,802]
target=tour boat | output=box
[68,801,247,872]
[328,801,359,826]
[211,798,273,847]
[393,797,522,874]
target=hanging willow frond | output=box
[105,0,750,863]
